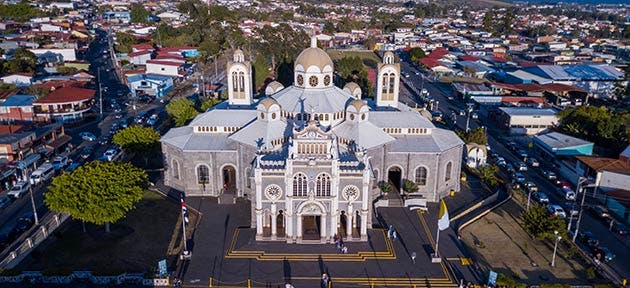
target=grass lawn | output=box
[19,190,182,274]
[326,50,380,69]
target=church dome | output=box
[265,81,284,96]
[347,99,367,111]
[258,97,279,111]
[295,36,333,73]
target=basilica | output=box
[160,38,464,244]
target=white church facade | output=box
[161,40,464,244]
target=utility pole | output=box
[98,67,103,119]
[20,167,39,225]
[572,177,589,242]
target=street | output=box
[398,55,630,282]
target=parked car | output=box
[0,195,12,209]
[103,147,121,161]
[578,231,599,248]
[120,119,128,128]
[562,187,576,201]
[471,112,478,119]
[80,146,94,159]
[7,181,30,198]
[524,182,538,193]
[589,205,611,219]
[513,173,526,185]
[592,247,616,262]
[506,163,515,175]
[30,164,54,185]
[517,161,528,171]
[79,132,96,141]
[527,157,540,167]
[517,150,528,160]
[135,111,147,124]
[98,135,111,145]
[495,157,506,167]
[604,218,629,235]
[559,180,573,190]
[145,114,158,126]
[547,204,566,218]
[52,155,69,170]
[532,192,549,204]
[543,170,557,180]
[563,202,579,217]
[12,213,34,235]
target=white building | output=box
[161,40,464,244]
[497,107,558,135]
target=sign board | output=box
[487,270,498,287]
[158,259,167,276]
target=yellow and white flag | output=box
[438,199,450,231]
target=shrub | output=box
[379,182,392,194]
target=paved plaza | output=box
[179,197,479,287]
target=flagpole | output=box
[181,206,188,252]
[435,225,440,258]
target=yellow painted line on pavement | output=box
[225,228,397,261]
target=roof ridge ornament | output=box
[310,35,317,48]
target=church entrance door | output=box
[222,165,236,193]
[302,215,321,240]
[388,166,402,191]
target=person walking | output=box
[392,230,397,241]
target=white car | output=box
[8,181,30,198]
[562,187,576,201]
[103,147,120,161]
[547,205,566,218]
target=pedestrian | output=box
[392,230,397,241]
[338,244,344,254]
[342,246,348,254]
[321,273,329,288]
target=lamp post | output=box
[551,230,561,267]
[19,167,39,225]
[572,177,589,242]
[526,188,532,210]
[465,103,474,133]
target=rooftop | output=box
[534,132,593,150]
[575,156,630,175]
[0,94,36,107]
[498,107,557,117]
[34,87,95,104]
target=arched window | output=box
[316,173,331,196]
[388,74,396,99]
[172,159,180,180]
[325,114,329,121]
[197,164,209,184]
[238,72,245,93]
[445,162,452,182]
[382,74,388,93]
[293,173,307,196]
[415,166,427,186]
[232,72,238,92]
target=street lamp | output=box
[19,167,39,225]
[526,187,532,210]
[551,230,561,267]
[465,103,474,133]
[572,177,590,242]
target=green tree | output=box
[502,8,516,34]
[114,32,138,54]
[335,56,373,99]
[402,179,419,195]
[200,98,221,111]
[408,47,426,62]
[483,10,495,33]
[379,182,392,194]
[323,21,335,34]
[557,106,629,154]
[521,205,566,241]
[166,98,199,126]
[45,161,147,232]
[4,48,38,74]
[478,164,500,188]
[0,3,45,22]
[456,127,487,145]
[130,4,150,24]
[56,66,78,75]
[113,126,161,167]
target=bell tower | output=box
[227,49,253,105]
[376,51,400,108]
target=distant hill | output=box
[502,0,627,4]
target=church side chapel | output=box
[161,38,463,244]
